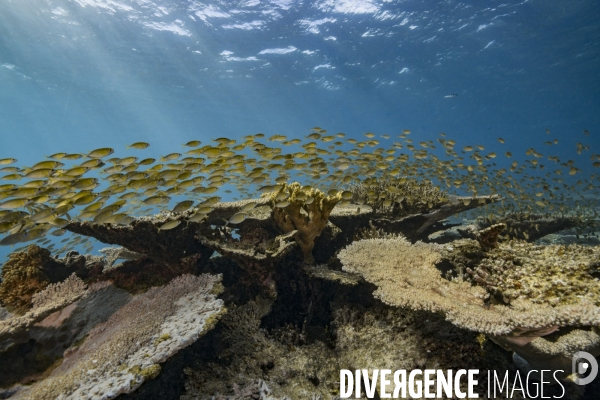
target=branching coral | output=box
[269,182,341,265]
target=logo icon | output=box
[572,351,598,385]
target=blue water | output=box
[1,0,599,261]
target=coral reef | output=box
[475,212,596,242]
[0,281,131,388]
[66,216,214,268]
[15,274,225,400]
[338,233,600,384]
[1,183,598,399]
[0,274,87,344]
[339,237,600,335]
[466,240,600,306]
[197,227,297,283]
[348,177,449,216]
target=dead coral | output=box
[269,182,341,265]
[476,212,594,242]
[0,282,131,389]
[197,229,297,283]
[98,247,143,270]
[66,216,214,268]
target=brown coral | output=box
[0,245,52,313]
[270,182,341,265]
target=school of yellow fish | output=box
[0,127,598,256]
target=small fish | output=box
[444,94,458,98]
[341,190,353,200]
[127,142,150,149]
[63,153,83,160]
[226,212,247,225]
[0,158,17,165]
[275,192,288,201]
[0,198,28,210]
[240,202,257,212]
[200,196,221,207]
[143,195,170,205]
[139,158,156,165]
[0,232,27,246]
[88,148,114,159]
[184,140,202,147]
[160,153,182,161]
[172,200,194,213]
[158,220,181,231]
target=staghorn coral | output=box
[269,182,341,265]
[17,273,225,400]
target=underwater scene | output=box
[0,0,599,399]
